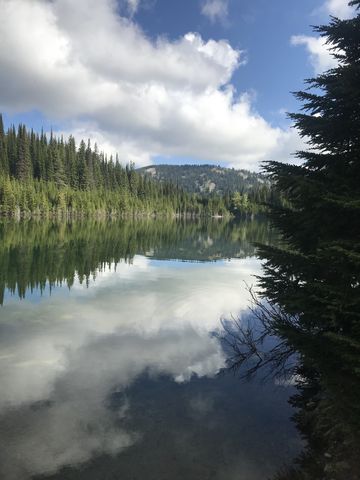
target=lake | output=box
[0,218,300,480]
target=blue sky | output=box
[136,0,315,114]
[0,0,355,170]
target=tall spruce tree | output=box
[51,135,66,187]
[77,139,87,190]
[0,114,9,175]
[85,139,94,188]
[16,125,32,181]
[66,135,78,189]
[256,2,360,478]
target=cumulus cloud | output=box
[56,124,152,165]
[201,0,229,23]
[291,35,337,74]
[0,0,297,169]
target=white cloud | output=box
[325,0,355,18]
[261,127,306,165]
[201,0,229,23]
[292,0,356,77]
[0,0,297,170]
[312,0,356,20]
[127,0,140,16]
[55,124,152,165]
[291,35,337,74]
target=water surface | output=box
[0,218,300,480]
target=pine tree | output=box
[257,2,360,478]
[38,130,47,180]
[7,125,17,176]
[92,143,102,188]
[49,134,66,187]
[46,131,55,182]
[0,114,9,175]
[85,139,94,188]
[66,135,78,189]
[127,161,138,195]
[16,125,32,181]
[77,140,87,190]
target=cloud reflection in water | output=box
[0,256,261,479]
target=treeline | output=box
[0,116,232,217]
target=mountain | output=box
[137,164,269,196]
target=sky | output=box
[0,0,356,171]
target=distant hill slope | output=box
[137,164,269,196]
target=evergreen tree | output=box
[35,130,47,181]
[255,2,360,478]
[16,125,32,181]
[66,135,78,189]
[0,114,9,175]
[85,139,94,188]
[77,140,87,190]
[46,131,55,182]
[127,161,138,195]
[92,143,102,188]
[7,125,17,177]
[50,134,66,187]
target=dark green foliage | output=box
[0,114,8,176]
[257,3,360,479]
[16,125,32,181]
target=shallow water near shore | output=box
[0,218,300,480]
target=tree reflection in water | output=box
[220,291,360,479]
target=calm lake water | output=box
[0,218,300,480]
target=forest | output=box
[0,118,271,218]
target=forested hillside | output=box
[138,164,271,202]
[0,116,230,217]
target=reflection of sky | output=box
[0,255,298,480]
[0,256,260,407]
